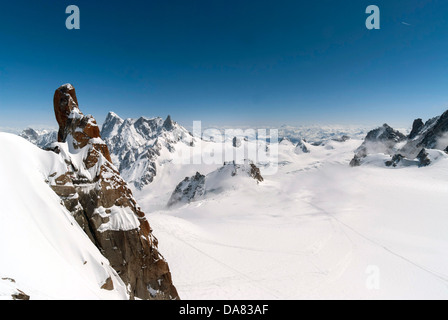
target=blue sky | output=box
[1,0,448,129]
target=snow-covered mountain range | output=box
[19,127,57,150]
[3,89,448,299]
[15,118,368,193]
[350,111,448,167]
[100,112,195,190]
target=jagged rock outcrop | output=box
[49,84,178,300]
[167,172,206,207]
[385,154,404,167]
[1,278,30,300]
[54,84,112,162]
[100,112,195,189]
[408,118,424,140]
[369,124,405,141]
[416,111,448,149]
[351,110,448,167]
[11,290,30,301]
[401,110,448,157]
[294,139,310,154]
[163,115,175,131]
[101,111,124,138]
[350,124,407,165]
[349,155,361,167]
[248,162,264,183]
[167,160,263,207]
[417,148,431,167]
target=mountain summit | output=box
[101,111,195,189]
[53,84,112,162]
[49,84,179,300]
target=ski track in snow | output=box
[307,201,448,285]
[139,138,448,299]
[5,125,448,299]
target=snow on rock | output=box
[352,110,448,167]
[101,112,195,189]
[294,138,310,154]
[167,172,206,207]
[400,110,448,158]
[47,84,179,300]
[0,133,128,300]
[279,137,294,146]
[353,149,447,168]
[146,135,448,300]
[95,206,141,233]
[101,112,124,139]
[167,160,263,207]
[351,124,407,166]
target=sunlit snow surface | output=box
[0,133,128,300]
[134,138,448,300]
[2,128,448,300]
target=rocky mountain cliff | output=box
[400,110,448,157]
[351,110,448,167]
[167,160,263,207]
[294,138,310,154]
[101,112,195,190]
[0,132,134,299]
[48,84,178,300]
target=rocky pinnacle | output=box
[51,84,179,300]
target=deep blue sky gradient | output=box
[1,0,448,129]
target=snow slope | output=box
[137,138,448,299]
[9,116,448,300]
[0,133,128,300]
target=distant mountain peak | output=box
[163,115,175,131]
[167,160,263,207]
[101,111,194,189]
[279,137,293,146]
[295,138,310,154]
[102,111,125,138]
[19,127,57,150]
[106,111,123,121]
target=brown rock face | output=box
[54,84,112,162]
[101,277,114,291]
[54,84,78,137]
[249,163,264,183]
[50,84,179,300]
[12,290,30,301]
